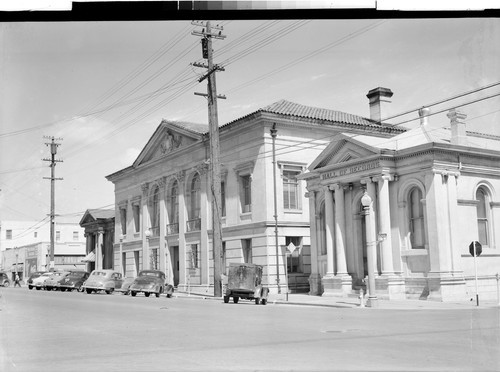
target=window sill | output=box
[401,249,428,256]
[284,209,302,215]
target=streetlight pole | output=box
[270,124,281,295]
[361,191,378,307]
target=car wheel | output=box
[255,298,259,305]
[131,291,137,297]
[145,292,150,297]
[155,290,161,298]
[60,288,65,292]
[36,287,41,290]
[105,288,113,295]
[28,285,33,290]
[261,299,267,305]
[4,281,10,288]
[233,296,239,304]
[86,289,92,294]
[223,296,230,303]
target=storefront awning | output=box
[81,251,95,263]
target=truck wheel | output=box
[255,298,259,305]
[261,299,267,305]
[233,296,239,304]
[223,296,230,303]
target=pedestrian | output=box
[14,274,21,287]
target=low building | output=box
[302,106,500,302]
[106,89,404,294]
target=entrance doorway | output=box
[170,246,179,286]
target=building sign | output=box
[321,161,379,180]
[26,246,38,258]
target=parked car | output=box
[27,271,46,290]
[44,271,70,291]
[116,276,135,295]
[82,269,124,294]
[32,272,53,290]
[58,270,90,292]
[129,270,173,298]
[0,272,11,287]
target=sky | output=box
[1,16,499,226]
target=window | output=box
[73,231,79,241]
[408,187,425,249]
[56,231,61,242]
[190,174,201,220]
[242,239,252,263]
[283,170,301,210]
[240,175,252,213]
[286,236,303,273]
[133,204,140,233]
[190,244,199,269]
[120,208,127,235]
[168,180,179,224]
[476,188,490,246]
[222,241,226,272]
[6,230,12,240]
[34,232,38,238]
[221,180,226,217]
[150,187,160,236]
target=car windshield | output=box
[68,272,85,278]
[30,273,43,279]
[91,271,107,277]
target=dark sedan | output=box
[59,270,90,292]
[129,270,173,298]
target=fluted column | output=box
[177,171,187,288]
[141,182,150,270]
[323,186,335,276]
[374,175,394,275]
[96,230,103,270]
[307,189,321,295]
[332,183,347,275]
[158,177,167,273]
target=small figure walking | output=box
[14,274,21,287]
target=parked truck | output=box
[223,262,269,305]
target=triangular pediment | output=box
[309,133,380,171]
[134,120,207,166]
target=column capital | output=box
[360,177,373,185]
[156,176,167,188]
[141,182,150,196]
[372,173,395,183]
[323,185,332,194]
[175,170,185,183]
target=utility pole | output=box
[192,21,226,297]
[43,136,63,272]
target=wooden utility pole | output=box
[192,21,226,297]
[42,136,63,271]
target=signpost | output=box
[469,241,482,306]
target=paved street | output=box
[1,287,499,372]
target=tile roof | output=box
[259,100,381,127]
[162,120,208,135]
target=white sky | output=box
[1,17,499,223]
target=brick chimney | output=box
[447,108,467,146]
[366,87,393,123]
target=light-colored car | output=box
[32,272,54,290]
[82,269,124,294]
[44,271,70,291]
[27,271,46,290]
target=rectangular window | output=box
[242,239,252,263]
[221,180,226,217]
[6,230,12,240]
[283,170,301,210]
[240,175,252,213]
[120,208,127,235]
[286,236,303,273]
[73,231,79,241]
[133,204,140,233]
[34,232,38,238]
[56,231,61,241]
[190,244,199,269]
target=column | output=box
[307,189,321,295]
[96,231,103,270]
[141,182,150,270]
[332,183,348,276]
[375,175,395,275]
[199,166,209,286]
[158,177,167,273]
[323,186,335,276]
[446,172,464,274]
[177,171,187,289]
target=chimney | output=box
[447,109,467,146]
[366,87,393,122]
[418,106,431,126]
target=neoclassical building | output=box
[106,89,404,294]
[302,107,500,302]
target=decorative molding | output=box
[457,199,479,206]
[141,182,150,196]
[195,162,209,175]
[175,170,185,182]
[160,130,183,155]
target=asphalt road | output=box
[1,287,499,372]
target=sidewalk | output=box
[175,291,500,310]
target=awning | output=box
[81,251,96,263]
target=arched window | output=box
[476,187,490,246]
[168,180,179,224]
[408,187,425,249]
[190,173,201,219]
[150,186,160,236]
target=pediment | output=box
[134,121,206,166]
[309,134,380,171]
